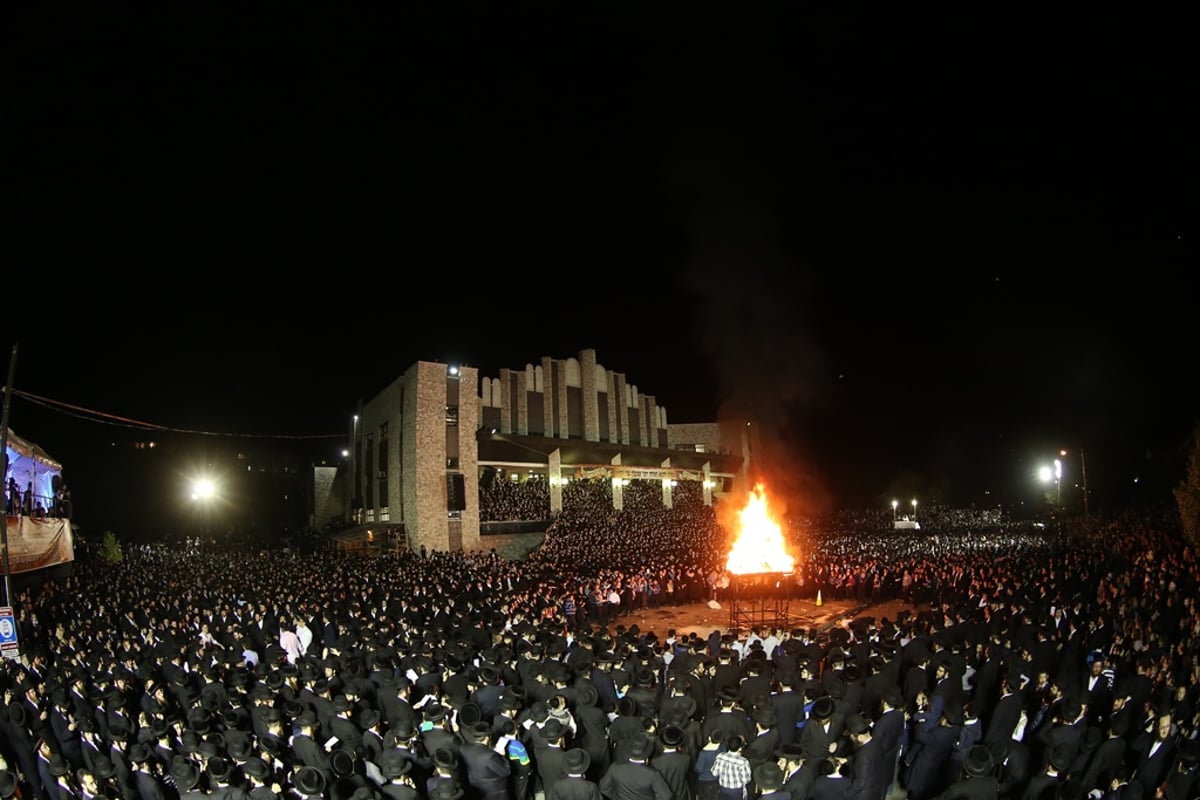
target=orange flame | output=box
[725,482,795,574]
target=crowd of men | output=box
[1,477,1198,800]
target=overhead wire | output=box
[9,388,343,440]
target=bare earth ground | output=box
[596,594,929,642]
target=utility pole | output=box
[0,343,17,608]
[1081,448,1089,517]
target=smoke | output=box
[679,194,837,518]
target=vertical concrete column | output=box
[459,366,481,552]
[515,369,529,436]
[548,448,563,516]
[643,395,658,447]
[542,356,555,437]
[606,370,620,444]
[554,360,569,440]
[703,461,714,507]
[580,348,600,442]
[615,375,630,445]
[611,454,623,512]
[661,457,672,509]
[411,361,449,553]
[498,369,514,435]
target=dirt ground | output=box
[586,594,931,642]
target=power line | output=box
[10,388,343,440]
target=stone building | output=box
[345,348,757,553]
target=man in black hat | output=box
[168,758,206,800]
[547,748,598,800]
[377,673,418,737]
[904,704,962,800]
[290,708,331,773]
[798,695,843,786]
[743,705,782,771]
[458,720,511,800]
[375,749,418,800]
[651,724,692,800]
[935,744,997,800]
[1131,712,1177,797]
[1021,742,1071,800]
[426,748,465,800]
[535,717,572,798]
[419,704,461,773]
[292,764,328,799]
[570,683,610,782]
[1079,715,1128,798]
[599,734,671,800]
[770,670,805,748]
[1163,738,1198,800]
[327,694,364,753]
[702,687,754,750]
[755,761,789,800]
[987,739,1032,800]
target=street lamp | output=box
[891,499,898,521]
[911,499,918,520]
[1054,459,1062,506]
[1038,461,1062,508]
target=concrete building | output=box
[346,348,752,553]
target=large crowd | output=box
[1,477,1198,800]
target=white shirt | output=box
[296,622,314,655]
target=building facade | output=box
[348,348,748,552]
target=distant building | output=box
[343,348,756,553]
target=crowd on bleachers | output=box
[1,476,1197,800]
[479,476,551,523]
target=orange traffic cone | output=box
[815,590,823,607]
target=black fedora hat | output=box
[428,781,464,800]
[0,770,17,800]
[458,702,482,727]
[754,761,785,791]
[330,747,355,778]
[91,755,116,781]
[810,696,835,721]
[243,756,270,781]
[564,748,590,775]
[659,724,686,749]
[963,745,994,777]
[627,735,654,761]
[49,754,71,777]
[433,748,459,772]
[171,761,201,791]
[377,749,412,779]
[293,765,327,797]
[463,721,492,744]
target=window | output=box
[445,405,459,426]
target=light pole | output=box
[1080,449,1089,517]
[891,499,898,522]
[1039,460,1063,509]
[1054,459,1062,507]
[1061,448,1089,517]
[911,499,918,521]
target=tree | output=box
[101,530,124,563]
[1174,423,1200,550]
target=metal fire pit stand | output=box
[727,572,792,634]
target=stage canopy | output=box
[4,428,63,510]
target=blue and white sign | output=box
[0,606,18,660]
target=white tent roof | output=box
[5,428,62,470]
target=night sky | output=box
[5,6,1194,532]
